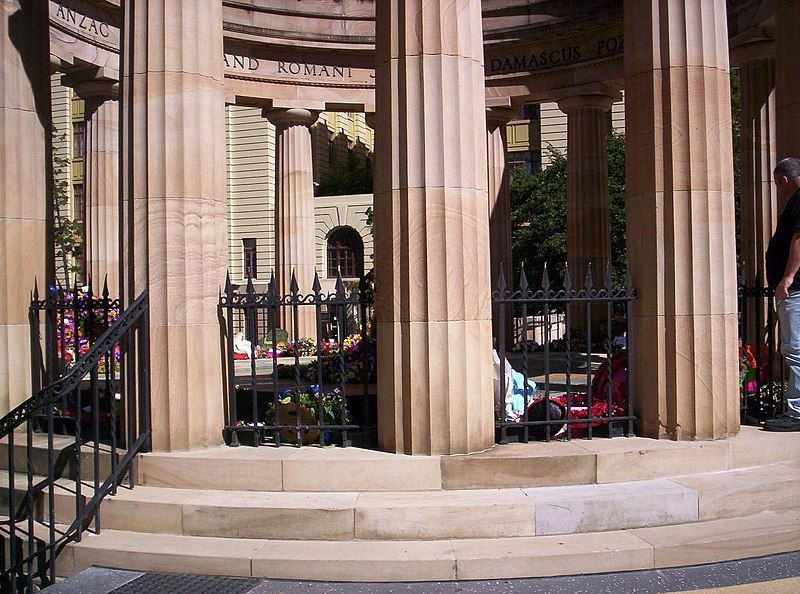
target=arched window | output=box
[327,227,364,279]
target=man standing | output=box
[764,157,800,431]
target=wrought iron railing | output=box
[29,280,121,436]
[218,271,376,448]
[493,266,636,443]
[1,290,150,593]
[737,273,786,423]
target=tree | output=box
[510,132,627,287]
[315,153,373,197]
[52,127,83,285]
[509,149,567,285]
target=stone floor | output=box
[41,551,800,593]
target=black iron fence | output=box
[737,274,786,423]
[29,281,121,438]
[2,289,150,593]
[492,267,636,443]
[219,271,376,448]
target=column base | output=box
[377,319,495,456]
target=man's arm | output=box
[776,231,800,300]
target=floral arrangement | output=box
[51,286,121,370]
[739,344,770,394]
[274,333,376,384]
[263,386,345,427]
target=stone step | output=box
[133,426,800,491]
[58,510,800,582]
[5,460,797,542]
[4,427,798,492]
[0,432,122,483]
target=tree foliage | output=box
[315,153,373,197]
[510,132,627,287]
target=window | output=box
[243,238,257,279]
[327,227,364,279]
[73,122,86,159]
[73,184,85,221]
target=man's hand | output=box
[776,276,793,301]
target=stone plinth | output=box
[486,106,516,347]
[374,0,494,454]
[263,107,318,339]
[121,0,227,451]
[1,1,49,413]
[75,80,120,295]
[624,0,740,439]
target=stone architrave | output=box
[733,39,777,343]
[775,0,800,190]
[374,0,495,455]
[72,79,120,295]
[555,87,619,286]
[263,107,318,339]
[121,1,227,451]
[1,1,49,413]
[624,0,740,439]
[486,105,516,348]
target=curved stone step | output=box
[6,459,796,542]
[59,510,800,582]
[133,426,800,491]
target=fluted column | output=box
[75,80,119,295]
[734,40,777,344]
[776,0,800,197]
[625,0,739,439]
[556,90,618,284]
[264,107,318,339]
[121,0,227,451]
[374,0,494,455]
[486,106,515,347]
[1,1,49,413]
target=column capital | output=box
[486,106,517,132]
[552,83,621,113]
[263,107,319,129]
[65,76,119,117]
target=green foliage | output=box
[510,148,568,283]
[316,153,373,197]
[510,133,628,286]
[606,132,628,283]
[52,127,83,281]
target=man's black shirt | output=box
[766,188,800,292]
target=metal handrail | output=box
[1,291,150,593]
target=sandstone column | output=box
[374,0,494,454]
[733,39,777,344]
[73,80,120,295]
[486,106,515,347]
[624,0,740,439]
[121,1,227,450]
[776,0,800,192]
[555,88,619,284]
[263,107,318,339]
[1,1,49,412]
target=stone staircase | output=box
[2,426,799,582]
